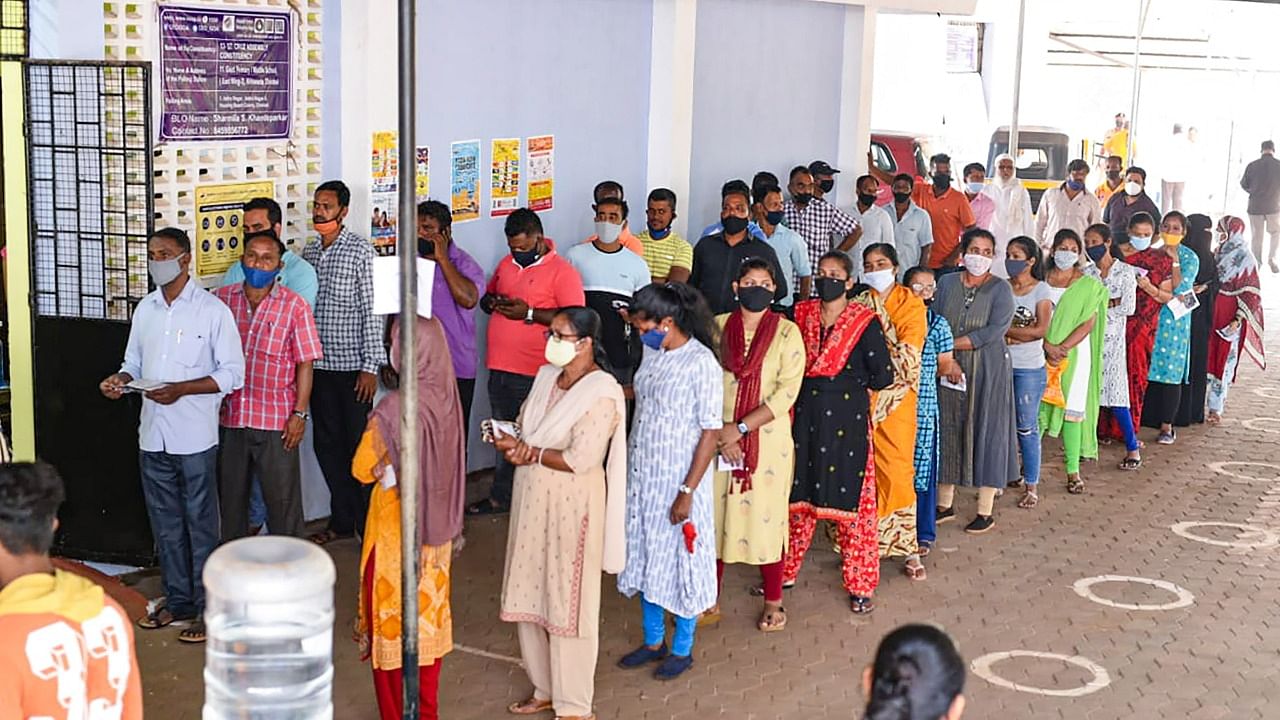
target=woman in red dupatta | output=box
[1207,215,1266,422]
[784,252,895,615]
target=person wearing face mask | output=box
[635,188,693,283]
[1082,224,1142,470]
[1002,237,1051,506]
[474,209,586,516]
[566,196,652,390]
[934,229,1016,535]
[213,230,322,541]
[871,153,976,270]
[1206,215,1267,425]
[616,283,722,681]
[887,174,934,278]
[690,182,789,314]
[1095,155,1126,209]
[903,266,956,560]
[783,166,862,278]
[809,160,840,202]
[1040,229,1108,496]
[1105,212,1174,447]
[494,307,626,720]
[220,197,318,306]
[785,252,895,616]
[1140,211,1200,445]
[1102,166,1161,244]
[849,175,895,260]
[753,183,812,308]
[852,244,927,580]
[99,227,245,643]
[585,185,644,255]
[300,180,386,546]
[961,163,995,232]
[700,259,804,633]
[1035,159,1101,250]
[1174,214,1218,427]
[983,154,1035,278]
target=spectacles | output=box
[544,330,581,342]
[911,283,937,295]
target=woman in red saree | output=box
[1207,215,1266,422]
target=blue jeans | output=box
[248,474,267,529]
[641,594,696,657]
[1013,367,1047,487]
[916,455,938,545]
[139,447,221,617]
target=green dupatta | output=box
[1038,275,1107,459]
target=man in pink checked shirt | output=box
[214,229,323,540]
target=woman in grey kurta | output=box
[935,229,1017,534]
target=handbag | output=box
[1043,357,1069,408]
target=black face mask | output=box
[793,192,813,205]
[511,248,540,268]
[722,214,749,235]
[737,285,773,312]
[765,210,785,226]
[1106,170,1122,181]
[816,276,848,302]
[932,174,951,190]
[417,238,435,258]
[893,191,911,204]
[819,179,835,193]
[858,192,877,207]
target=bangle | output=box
[537,447,546,467]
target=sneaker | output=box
[936,506,956,524]
[654,654,694,680]
[1158,430,1176,445]
[964,515,996,534]
[618,643,668,669]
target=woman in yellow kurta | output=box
[857,244,927,579]
[352,316,466,720]
[705,259,804,633]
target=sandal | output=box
[1017,489,1039,509]
[1118,456,1143,471]
[177,617,207,644]
[1207,412,1222,426]
[508,697,553,715]
[850,595,875,614]
[466,499,509,516]
[757,603,787,633]
[918,541,932,558]
[748,580,796,597]
[1066,474,1085,495]
[308,529,352,545]
[137,605,183,630]
[904,558,926,581]
[696,606,722,627]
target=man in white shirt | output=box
[1161,124,1193,214]
[1036,159,1101,249]
[983,153,1035,277]
[849,174,894,262]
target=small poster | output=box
[370,131,399,254]
[193,180,277,279]
[416,146,431,199]
[527,134,554,212]
[451,139,481,223]
[490,138,521,217]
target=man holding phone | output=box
[472,208,585,514]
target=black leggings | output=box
[1143,381,1183,427]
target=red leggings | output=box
[717,559,786,603]
[364,550,443,720]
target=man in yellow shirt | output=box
[1095,155,1125,208]
[1103,115,1133,167]
[634,188,693,283]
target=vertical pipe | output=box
[1008,0,1026,174]
[1126,0,1151,165]
[396,0,419,715]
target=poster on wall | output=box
[370,131,398,254]
[451,139,481,223]
[526,134,555,212]
[490,138,521,217]
[158,6,292,141]
[416,146,431,199]
[194,180,277,279]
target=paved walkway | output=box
[134,281,1280,720]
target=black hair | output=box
[892,173,915,188]
[818,250,855,278]
[788,165,812,181]
[243,197,283,227]
[1186,213,1214,255]
[1067,158,1090,174]
[0,461,65,555]
[856,174,876,189]
[862,242,900,269]
[959,227,995,254]
[930,153,951,167]
[152,226,192,253]
[315,180,351,207]
[736,256,776,283]
[1106,155,1124,165]
[1127,211,1156,231]
[1085,223,1112,244]
[1161,210,1188,233]
[1263,140,1275,152]
[595,196,626,214]
[751,171,779,199]
[555,306,612,374]
[902,265,934,286]
[417,199,452,231]
[1006,236,1043,280]
[962,162,986,178]
[244,228,286,259]
[721,179,751,202]
[753,183,783,206]
[648,187,677,209]
[593,180,624,203]
[504,208,543,238]
[1051,228,1083,253]
[1125,166,1148,182]
[863,624,965,720]
[629,282,720,359]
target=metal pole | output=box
[1008,0,1026,174]
[396,0,420,716]
[1126,0,1152,165]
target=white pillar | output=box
[338,0,398,230]
[835,4,876,209]
[645,0,698,238]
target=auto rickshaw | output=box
[987,126,1082,213]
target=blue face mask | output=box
[242,262,280,289]
[640,327,667,350]
[647,222,671,240]
[1128,234,1153,251]
[1066,179,1086,192]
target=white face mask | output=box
[962,253,994,277]
[862,268,896,292]
[595,220,623,245]
[965,181,985,194]
[544,336,580,368]
[1053,250,1079,269]
[1124,181,1142,196]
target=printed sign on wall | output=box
[527,134,554,212]
[490,138,521,217]
[451,139,481,223]
[194,180,277,279]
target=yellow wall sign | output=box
[194,180,277,279]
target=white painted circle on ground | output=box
[1241,417,1280,434]
[1170,521,1280,549]
[1072,575,1195,611]
[970,651,1111,697]
[1251,386,1280,400]
[1206,461,1280,483]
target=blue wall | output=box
[688,0,847,227]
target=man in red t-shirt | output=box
[469,209,585,515]
[0,461,143,719]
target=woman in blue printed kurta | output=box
[616,283,723,681]
[904,267,954,562]
[1141,212,1200,445]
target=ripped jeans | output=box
[1013,367,1047,487]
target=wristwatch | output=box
[736,421,750,436]
[292,410,310,421]
[677,484,694,495]
[524,307,534,325]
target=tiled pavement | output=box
[134,290,1280,720]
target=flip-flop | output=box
[309,529,352,546]
[757,605,787,633]
[850,595,875,614]
[137,606,179,630]
[178,618,207,644]
[904,560,927,581]
[507,697,553,715]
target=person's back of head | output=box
[0,461,64,566]
[863,624,966,720]
[1262,140,1275,155]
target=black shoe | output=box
[964,515,995,534]
[936,506,956,523]
[654,654,694,680]
[618,643,668,668]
